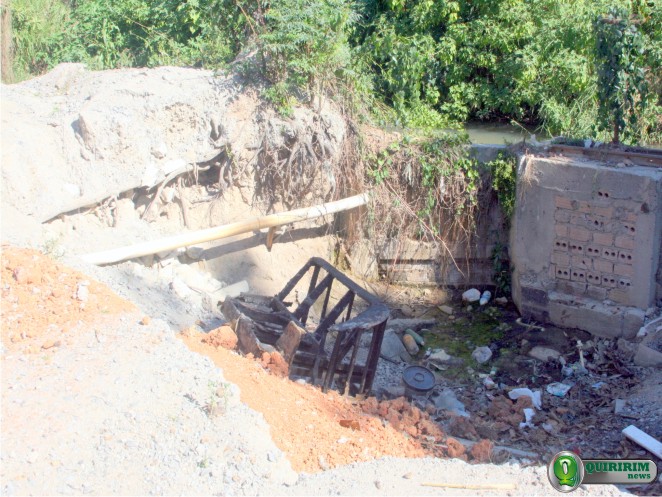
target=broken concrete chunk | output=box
[622,425,662,459]
[438,305,454,315]
[380,330,411,362]
[471,346,492,364]
[185,246,205,260]
[633,343,662,367]
[508,388,542,410]
[614,399,626,415]
[528,345,561,362]
[431,388,469,417]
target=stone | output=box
[633,343,662,368]
[380,330,411,362]
[470,439,494,463]
[431,388,469,417]
[528,345,561,362]
[76,283,89,302]
[462,288,481,303]
[471,346,492,364]
[276,321,304,365]
[495,297,508,305]
[614,399,626,415]
[41,340,61,350]
[185,246,205,260]
[402,334,420,355]
[445,437,467,458]
[438,305,454,315]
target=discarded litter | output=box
[546,382,573,398]
[508,388,542,409]
[519,407,536,428]
[405,329,425,346]
[462,288,481,303]
[479,290,491,306]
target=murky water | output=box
[464,122,547,145]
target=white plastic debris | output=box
[519,407,536,428]
[508,388,542,410]
[546,382,573,398]
[479,290,491,306]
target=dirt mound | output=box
[181,328,436,472]
[1,246,135,353]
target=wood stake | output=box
[81,193,369,265]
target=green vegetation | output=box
[594,6,650,144]
[4,0,659,144]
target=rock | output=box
[140,316,151,326]
[402,334,420,355]
[186,246,205,260]
[471,346,492,364]
[462,288,481,303]
[41,340,61,350]
[528,345,561,362]
[546,382,572,398]
[470,439,494,463]
[428,350,464,370]
[438,305,454,315]
[495,296,508,305]
[448,416,479,441]
[380,330,412,362]
[381,385,406,399]
[112,198,138,227]
[633,343,662,367]
[483,377,496,389]
[479,291,491,306]
[614,399,626,415]
[445,437,467,458]
[75,282,90,302]
[508,388,542,410]
[431,388,469,417]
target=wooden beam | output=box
[81,193,369,265]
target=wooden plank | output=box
[82,193,369,265]
[622,425,662,459]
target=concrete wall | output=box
[350,145,509,289]
[511,154,662,339]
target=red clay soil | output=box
[1,246,136,353]
[181,327,449,473]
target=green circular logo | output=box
[548,451,584,492]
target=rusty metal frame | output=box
[222,257,389,395]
